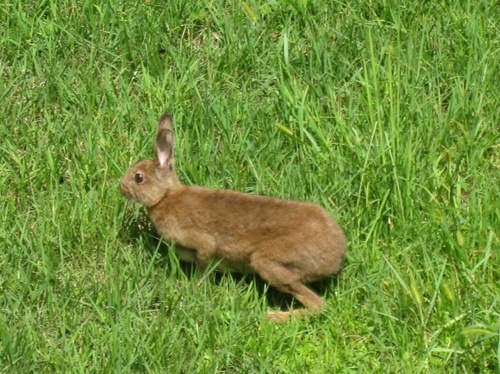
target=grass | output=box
[1,0,499,372]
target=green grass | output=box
[1,0,499,372]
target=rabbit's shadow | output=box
[120,212,340,312]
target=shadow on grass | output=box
[119,210,344,312]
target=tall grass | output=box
[1,0,499,372]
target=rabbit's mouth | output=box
[119,179,135,201]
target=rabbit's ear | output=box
[158,113,174,132]
[155,114,175,170]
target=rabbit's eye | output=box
[134,173,144,184]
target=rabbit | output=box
[120,114,347,322]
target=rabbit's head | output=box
[120,114,180,207]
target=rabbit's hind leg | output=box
[250,254,326,323]
[264,282,326,323]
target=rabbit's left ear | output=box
[156,114,175,170]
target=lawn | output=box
[1,0,499,372]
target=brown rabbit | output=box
[120,114,347,322]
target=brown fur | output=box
[120,114,347,322]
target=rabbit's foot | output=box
[266,310,293,323]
